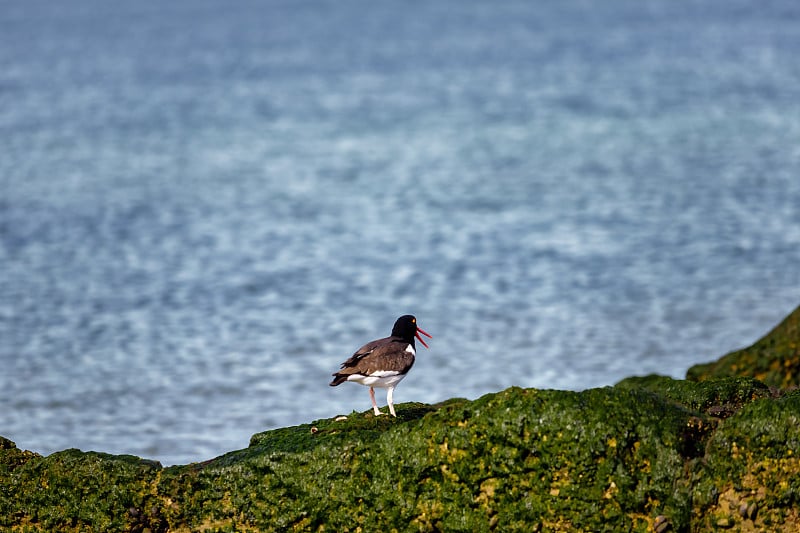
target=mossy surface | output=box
[0,385,765,532]
[3,307,799,532]
[0,444,165,532]
[692,389,800,531]
[616,375,773,417]
[687,304,800,389]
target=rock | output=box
[694,388,800,531]
[1,306,798,531]
[653,514,671,532]
[739,501,749,517]
[687,304,800,390]
[615,374,772,416]
[5,385,797,532]
[746,502,758,521]
[1,388,699,531]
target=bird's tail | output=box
[329,373,348,386]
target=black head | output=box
[391,315,432,348]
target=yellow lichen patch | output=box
[645,495,661,511]
[175,518,261,533]
[547,466,571,498]
[411,499,445,530]
[731,441,741,459]
[440,463,459,482]
[292,517,313,532]
[474,477,499,511]
[437,438,468,463]
[480,477,498,499]
[220,491,236,515]
[602,480,618,499]
[541,518,575,531]
[626,513,654,532]
[749,455,800,485]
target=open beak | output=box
[415,326,432,349]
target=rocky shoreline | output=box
[2,305,798,532]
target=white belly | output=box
[347,371,407,389]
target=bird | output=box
[330,315,432,417]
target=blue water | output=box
[2,0,799,465]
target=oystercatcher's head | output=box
[392,315,432,348]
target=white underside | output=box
[347,371,407,389]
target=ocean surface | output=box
[2,0,799,465]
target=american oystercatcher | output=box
[330,315,432,417]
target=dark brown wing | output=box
[330,336,415,386]
[338,336,392,369]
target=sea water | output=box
[2,0,799,464]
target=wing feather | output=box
[334,336,415,376]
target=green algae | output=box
[157,386,704,532]
[2,383,798,532]
[691,389,800,531]
[1,388,705,532]
[247,401,451,454]
[0,446,164,532]
[616,375,773,416]
[3,307,799,532]
[687,304,800,389]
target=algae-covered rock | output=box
[692,389,800,532]
[2,381,798,532]
[0,388,695,531]
[616,375,774,417]
[615,374,800,532]
[3,306,799,531]
[687,305,800,389]
[1,446,165,532]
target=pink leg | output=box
[369,387,382,416]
